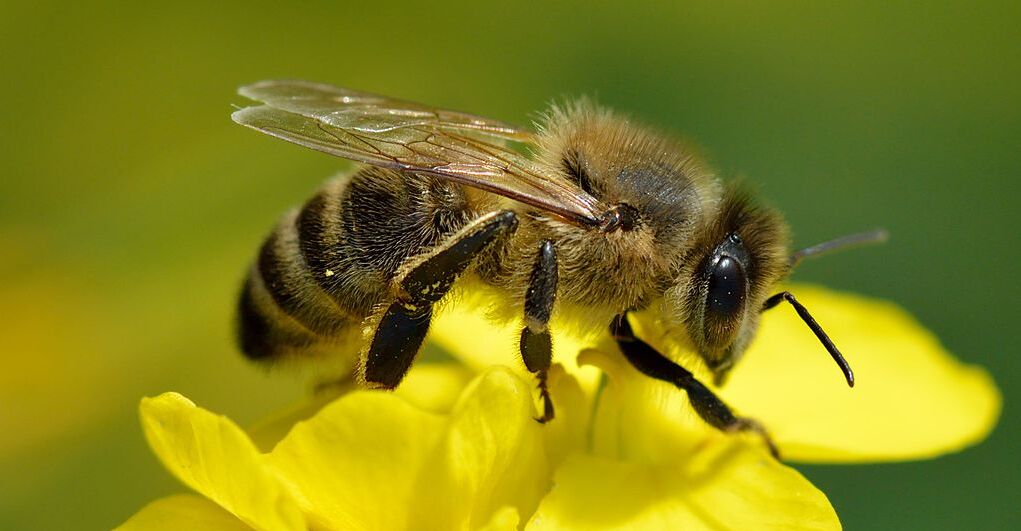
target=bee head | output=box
[665,184,790,385]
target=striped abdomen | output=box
[237,167,478,365]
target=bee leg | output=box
[519,240,558,423]
[363,210,518,389]
[610,313,781,459]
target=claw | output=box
[731,417,781,460]
[534,385,555,424]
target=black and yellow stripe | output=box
[237,168,478,364]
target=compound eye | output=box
[707,255,746,316]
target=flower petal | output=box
[411,367,552,530]
[586,285,1000,464]
[722,285,1001,462]
[540,364,594,467]
[246,363,473,452]
[579,346,711,464]
[139,393,305,531]
[479,506,521,531]
[394,362,477,414]
[429,302,602,390]
[527,443,839,531]
[116,494,252,531]
[266,390,446,531]
[247,385,348,452]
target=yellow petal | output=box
[394,361,477,413]
[247,385,348,452]
[116,494,252,531]
[479,506,521,531]
[723,285,1001,462]
[580,345,713,464]
[139,394,305,531]
[246,363,472,452]
[540,364,594,467]
[411,368,551,530]
[429,301,602,390]
[266,391,445,531]
[586,285,1000,464]
[430,304,603,460]
[527,442,839,531]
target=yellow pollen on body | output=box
[324,269,335,277]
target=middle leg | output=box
[519,240,558,423]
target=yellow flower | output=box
[118,286,999,530]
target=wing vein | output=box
[232,80,606,224]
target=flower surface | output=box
[118,285,999,530]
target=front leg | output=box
[519,240,557,423]
[610,313,780,459]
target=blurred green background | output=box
[1,1,1017,529]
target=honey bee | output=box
[232,80,885,457]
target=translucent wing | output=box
[231,80,605,225]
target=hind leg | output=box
[361,210,518,389]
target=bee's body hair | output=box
[231,81,874,458]
[238,167,485,367]
[238,102,790,386]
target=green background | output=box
[1,1,1017,528]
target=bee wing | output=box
[232,80,605,225]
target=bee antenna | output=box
[790,228,889,268]
[762,292,855,387]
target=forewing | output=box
[232,80,604,224]
[238,80,533,143]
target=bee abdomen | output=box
[237,266,326,360]
[263,211,363,330]
[294,176,385,318]
[237,167,480,364]
[238,208,362,361]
